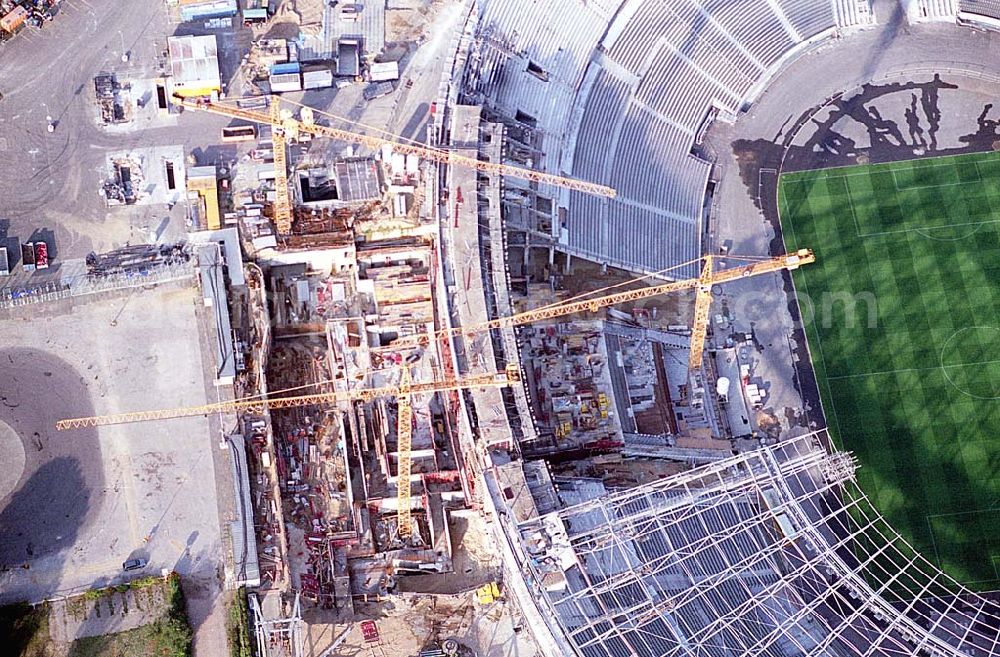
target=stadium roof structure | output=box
[515,432,1000,657]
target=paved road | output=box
[0,11,241,657]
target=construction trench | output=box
[243,236,478,617]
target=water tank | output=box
[716,376,731,400]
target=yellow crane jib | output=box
[175,94,617,199]
[55,368,521,430]
[388,250,816,353]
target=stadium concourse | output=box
[447,0,1000,655]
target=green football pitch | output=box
[779,151,1000,591]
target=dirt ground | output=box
[300,510,526,656]
[303,591,538,657]
[399,510,500,595]
[386,0,448,45]
[557,257,695,327]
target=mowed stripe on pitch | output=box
[779,150,1000,589]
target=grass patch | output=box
[69,574,192,657]
[226,588,253,657]
[779,150,1000,590]
[0,575,192,657]
[0,602,52,657]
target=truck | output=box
[362,81,393,102]
[21,242,35,272]
[34,241,48,269]
[0,246,8,276]
[221,125,257,143]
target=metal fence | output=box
[0,261,195,310]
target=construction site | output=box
[37,79,814,656]
[82,77,810,656]
[12,1,1000,657]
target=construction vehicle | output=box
[21,242,35,272]
[34,241,48,269]
[174,94,618,235]
[475,581,502,605]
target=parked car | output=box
[122,558,147,572]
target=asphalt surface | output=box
[707,17,1000,440]
[0,0,236,262]
[0,286,225,608]
[0,346,104,566]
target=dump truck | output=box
[34,241,48,269]
[21,242,35,272]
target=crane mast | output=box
[269,101,293,234]
[689,256,715,371]
[396,368,414,539]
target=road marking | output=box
[71,559,121,576]
[927,507,1000,520]
[119,454,142,547]
[857,218,1000,238]
[926,516,943,568]
[828,356,1000,381]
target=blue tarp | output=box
[271,62,301,75]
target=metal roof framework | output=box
[168,35,222,95]
[516,432,1000,657]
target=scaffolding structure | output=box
[250,591,304,657]
[515,431,1000,657]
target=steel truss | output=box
[516,431,1000,657]
[250,591,304,657]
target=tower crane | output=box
[175,95,618,225]
[56,250,814,430]
[56,249,814,539]
[386,250,816,374]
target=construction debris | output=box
[93,73,133,126]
